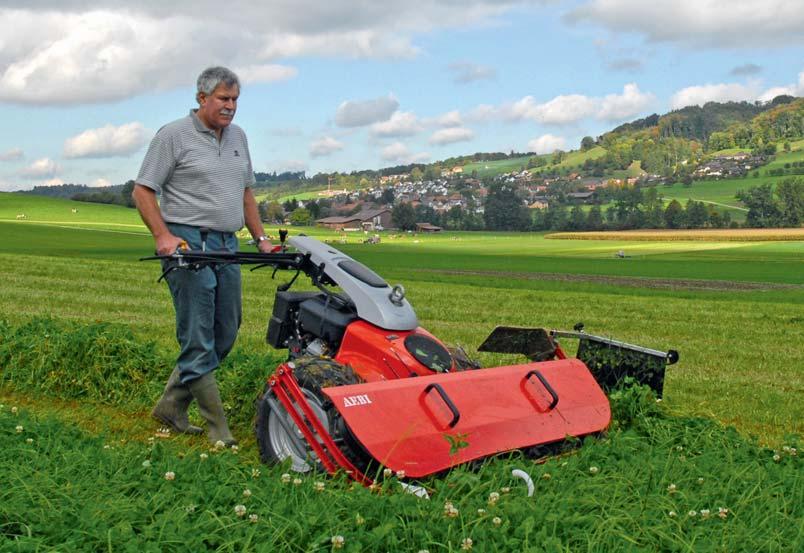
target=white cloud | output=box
[476,83,653,126]
[597,83,655,121]
[234,64,298,85]
[370,111,423,138]
[380,142,430,164]
[433,110,463,128]
[758,71,804,102]
[20,157,61,178]
[529,94,599,124]
[448,61,497,83]
[90,178,111,188]
[310,136,344,158]
[0,2,544,105]
[670,82,759,109]
[63,122,149,159]
[0,147,24,161]
[335,95,399,127]
[566,0,804,48]
[527,134,566,154]
[429,127,475,145]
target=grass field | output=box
[0,195,801,550]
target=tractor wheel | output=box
[255,356,372,474]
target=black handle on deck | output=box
[525,370,559,410]
[424,383,461,428]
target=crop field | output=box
[0,196,801,551]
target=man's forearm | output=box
[133,184,169,239]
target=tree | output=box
[392,202,416,231]
[120,180,136,208]
[568,205,586,231]
[685,200,709,228]
[289,207,312,226]
[483,182,531,231]
[736,184,783,227]
[380,187,395,205]
[586,205,604,230]
[580,136,595,151]
[282,198,299,212]
[776,177,804,226]
[259,200,284,223]
[664,199,685,229]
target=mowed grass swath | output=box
[0,195,802,550]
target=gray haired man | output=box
[133,66,273,445]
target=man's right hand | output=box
[155,233,186,255]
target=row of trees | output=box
[737,178,804,227]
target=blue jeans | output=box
[163,223,242,384]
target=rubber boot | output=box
[188,372,237,446]
[151,367,203,435]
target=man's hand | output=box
[256,238,275,253]
[155,233,186,255]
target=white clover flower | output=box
[281,473,291,484]
[249,514,259,523]
[782,446,791,452]
[199,453,209,461]
[667,483,677,494]
[396,470,406,479]
[292,478,302,486]
[668,511,677,518]
[791,448,798,457]
[234,504,247,517]
[488,492,500,505]
[243,489,252,498]
[500,487,510,494]
[461,537,473,550]
[444,505,459,518]
[700,509,710,519]
[230,445,239,454]
[492,516,502,527]
[383,468,393,478]
[541,473,552,480]
[15,425,23,433]
[214,440,226,450]
[331,535,345,549]
[477,508,486,516]
[186,504,196,514]
[164,471,176,481]
[103,444,111,450]
[697,477,705,485]
[142,460,151,468]
[718,507,729,519]
[314,481,325,492]
[688,510,697,517]
[355,514,365,526]
[11,406,18,414]
[252,468,261,478]
[417,550,430,553]
[773,453,781,462]
[675,445,683,452]
[589,466,599,475]
[26,438,33,444]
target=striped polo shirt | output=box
[136,110,256,233]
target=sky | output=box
[1,0,803,192]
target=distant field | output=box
[461,155,537,178]
[549,228,804,241]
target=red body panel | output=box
[322,358,611,478]
[335,321,444,381]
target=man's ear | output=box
[196,91,205,105]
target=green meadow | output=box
[0,193,801,551]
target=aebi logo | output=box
[343,394,372,407]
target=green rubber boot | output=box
[188,372,237,446]
[151,367,203,435]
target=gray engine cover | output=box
[288,236,418,331]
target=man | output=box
[133,66,272,446]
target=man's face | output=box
[197,83,239,131]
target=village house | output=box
[315,207,392,231]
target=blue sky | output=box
[2,0,803,191]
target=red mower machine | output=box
[147,232,677,483]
